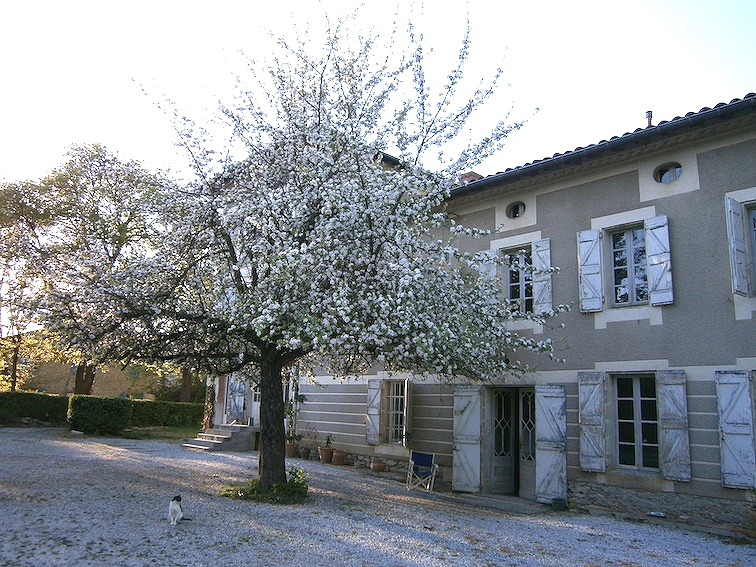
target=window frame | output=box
[385,379,408,445]
[503,247,534,314]
[608,224,649,307]
[614,374,660,471]
[577,213,673,314]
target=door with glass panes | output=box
[491,388,536,498]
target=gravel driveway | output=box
[1,427,753,566]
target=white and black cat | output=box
[168,495,191,525]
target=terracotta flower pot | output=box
[285,443,298,457]
[370,460,386,472]
[300,447,311,460]
[332,449,346,465]
[318,446,334,463]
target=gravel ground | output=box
[1,427,754,567]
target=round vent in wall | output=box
[506,201,526,219]
[653,162,682,184]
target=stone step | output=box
[198,432,232,442]
[182,439,222,451]
[183,424,260,453]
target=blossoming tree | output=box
[40,21,564,487]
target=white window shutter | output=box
[481,249,499,282]
[577,230,603,312]
[578,372,607,473]
[657,370,692,482]
[724,197,749,296]
[366,379,381,445]
[403,379,412,444]
[532,238,553,314]
[645,215,674,306]
[452,384,482,492]
[535,384,567,504]
[715,371,756,488]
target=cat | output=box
[168,495,191,525]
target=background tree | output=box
[39,20,564,488]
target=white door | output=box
[491,389,515,494]
[519,389,537,500]
[535,384,567,504]
[453,384,482,492]
[225,375,247,424]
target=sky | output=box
[1,0,754,183]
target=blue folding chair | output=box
[406,451,439,492]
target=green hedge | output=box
[0,391,69,424]
[67,395,132,435]
[130,399,204,427]
[0,392,204,434]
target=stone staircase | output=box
[182,423,259,452]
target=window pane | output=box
[619,444,635,466]
[641,399,657,421]
[613,249,627,267]
[642,445,659,468]
[632,228,645,248]
[617,399,634,420]
[616,377,633,398]
[618,422,635,443]
[641,422,658,445]
[639,376,656,398]
[612,232,626,249]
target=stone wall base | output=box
[569,479,753,528]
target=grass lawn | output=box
[121,425,201,440]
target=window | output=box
[366,378,410,446]
[386,380,407,444]
[252,385,261,403]
[616,375,659,470]
[610,226,648,305]
[578,371,691,480]
[725,196,755,296]
[577,214,673,312]
[504,249,533,313]
[750,207,756,285]
[506,201,526,219]
[653,162,683,184]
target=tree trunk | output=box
[258,352,287,489]
[180,367,193,402]
[74,363,96,394]
[9,335,21,392]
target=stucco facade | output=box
[216,94,756,526]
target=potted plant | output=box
[318,433,334,463]
[285,430,301,457]
[284,395,306,458]
[332,447,347,465]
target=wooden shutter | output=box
[403,379,412,444]
[657,370,691,482]
[366,378,381,445]
[452,384,482,492]
[532,238,553,314]
[715,371,756,488]
[645,215,674,306]
[577,230,603,312]
[724,197,749,296]
[578,372,607,473]
[535,384,567,503]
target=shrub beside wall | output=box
[67,395,132,435]
[0,391,69,424]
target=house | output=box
[212,93,756,526]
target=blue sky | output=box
[1,0,754,182]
